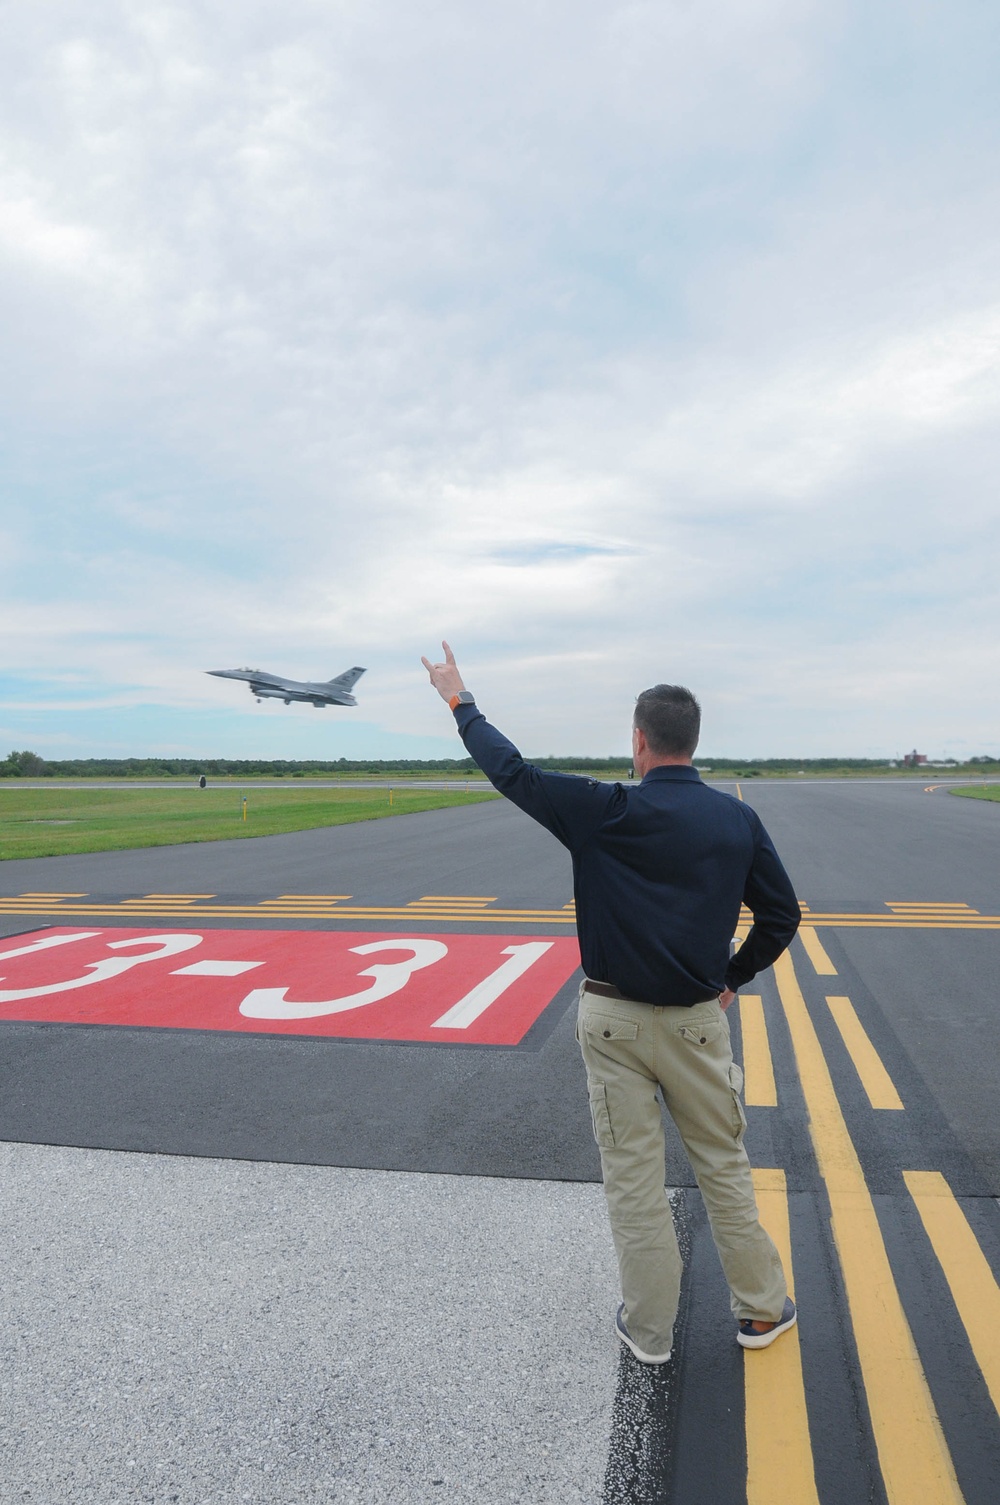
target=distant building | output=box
[902,749,928,767]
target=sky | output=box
[2,0,999,762]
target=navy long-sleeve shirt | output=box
[455,702,800,1007]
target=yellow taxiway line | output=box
[746,1167,819,1505]
[799,927,838,975]
[0,903,579,923]
[773,949,963,1504]
[825,996,904,1110]
[1,898,1000,930]
[739,996,777,1108]
[903,1171,1000,1420]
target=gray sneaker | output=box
[737,1297,797,1349]
[615,1303,672,1365]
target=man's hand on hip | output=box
[719,989,737,1011]
[421,640,466,703]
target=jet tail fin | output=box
[325,666,366,691]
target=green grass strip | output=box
[949,786,1000,804]
[0,786,499,860]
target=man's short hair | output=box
[634,684,701,757]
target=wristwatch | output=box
[449,690,476,711]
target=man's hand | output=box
[421,641,467,703]
[719,989,737,1011]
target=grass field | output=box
[0,786,500,861]
[949,786,1000,803]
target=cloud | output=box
[1,1,998,758]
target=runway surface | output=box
[1,780,998,1503]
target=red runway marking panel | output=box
[0,928,581,1045]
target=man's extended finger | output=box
[443,641,456,665]
[421,656,433,671]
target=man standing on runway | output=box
[422,642,801,1363]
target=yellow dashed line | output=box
[0,902,576,919]
[746,1168,819,1505]
[886,902,979,915]
[773,950,963,1504]
[0,897,996,940]
[825,996,904,1110]
[739,997,777,1107]
[799,927,838,975]
[904,1171,1000,1419]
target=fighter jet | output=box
[207,665,366,708]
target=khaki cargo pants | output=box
[577,981,787,1357]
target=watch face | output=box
[458,691,475,703]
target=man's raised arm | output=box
[420,641,612,851]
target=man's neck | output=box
[636,755,693,777]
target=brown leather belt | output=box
[583,979,646,1005]
[583,978,720,1008]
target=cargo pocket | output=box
[729,1061,747,1143]
[588,1079,615,1150]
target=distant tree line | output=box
[1,751,481,777]
[3,749,999,778]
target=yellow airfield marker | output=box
[0,901,580,923]
[772,951,962,1505]
[826,997,904,1110]
[256,896,352,906]
[885,902,978,911]
[407,895,499,904]
[800,927,837,975]
[745,1168,819,1505]
[904,1171,1000,1418]
[2,894,1000,934]
[739,996,777,1107]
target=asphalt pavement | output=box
[1,780,998,1503]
